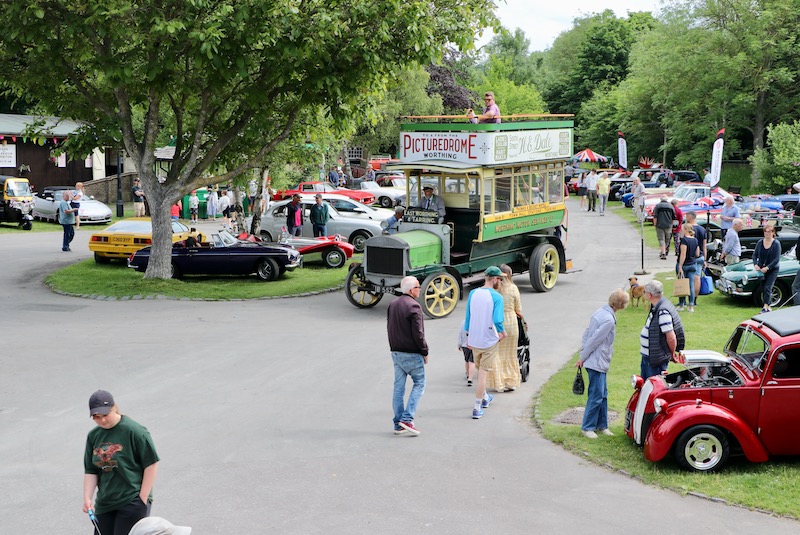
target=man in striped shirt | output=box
[639,280,685,378]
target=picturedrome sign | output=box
[399,129,572,166]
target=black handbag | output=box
[572,366,585,395]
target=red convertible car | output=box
[625,307,800,472]
[239,232,354,268]
[274,182,375,205]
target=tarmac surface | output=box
[1,201,798,534]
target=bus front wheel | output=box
[529,243,559,292]
[345,265,383,308]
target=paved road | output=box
[1,204,797,534]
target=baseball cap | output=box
[128,516,192,535]
[484,266,503,277]
[89,390,115,416]
[314,193,322,199]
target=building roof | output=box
[0,113,84,137]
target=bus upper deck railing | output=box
[400,114,574,122]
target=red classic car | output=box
[239,232,354,268]
[274,181,375,205]
[625,307,800,472]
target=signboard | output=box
[403,207,439,224]
[482,209,564,241]
[399,129,572,166]
[0,144,16,168]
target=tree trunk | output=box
[751,90,767,190]
[232,185,246,233]
[341,141,351,185]
[250,168,268,236]
[138,169,182,280]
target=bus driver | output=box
[419,185,446,223]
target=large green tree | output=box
[619,0,800,177]
[0,0,495,278]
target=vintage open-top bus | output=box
[344,115,574,318]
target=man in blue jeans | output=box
[386,276,429,436]
[58,190,78,251]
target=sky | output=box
[479,0,664,52]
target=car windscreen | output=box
[105,221,152,233]
[725,325,770,371]
[7,180,31,196]
[171,221,189,233]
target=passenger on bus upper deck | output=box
[468,92,501,124]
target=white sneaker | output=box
[599,429,614,436]
[676,305,685,311]
[582,430,598,439]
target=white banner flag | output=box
[710,129,724,188]
[617,132,628,170]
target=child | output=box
[189,190,200,225]
[457,322,475,387]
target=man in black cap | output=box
[418,185,445,222]
[83,390,160,535]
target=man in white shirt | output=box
[585,170,598,212]
[631,177,646,223]
[464,266,506,419]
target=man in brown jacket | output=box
[386,276,429,436]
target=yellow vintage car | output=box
[89,217,200,263]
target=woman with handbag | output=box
[575,288,630,439]
[753,223,782,313]
[677,223,700,312]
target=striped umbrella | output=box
[571,148,610,163]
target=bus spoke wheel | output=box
[530,243,559,292]
[419,272,460,319]
[345,266,383,308]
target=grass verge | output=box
[45,256,358,299]
[535,266,800,516]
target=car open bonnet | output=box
[681,350,731,367]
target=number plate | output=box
[111,237,128,243]
[624,409,632,432]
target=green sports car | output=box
[716,247,799,307]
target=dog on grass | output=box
[628,276,646,307]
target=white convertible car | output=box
[33,186,113,224]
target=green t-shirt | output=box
[84,415,160,515]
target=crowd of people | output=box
[387,265,526,434]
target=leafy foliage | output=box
[0,0,496,278]
[752,122,800,192]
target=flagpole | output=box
[634,202,648,276]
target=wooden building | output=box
[0,114,111,191]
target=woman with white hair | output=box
[719,195,740,238]
[576,288,630,438]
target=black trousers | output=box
[95,498,150,535]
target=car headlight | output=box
[653,398,668,415]
[631,375,644,390]
[741,274,748,284]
